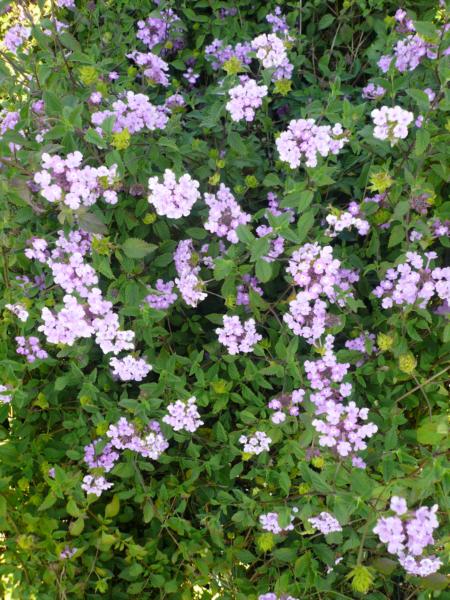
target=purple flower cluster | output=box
[236,274,263,307]
[3,24,31,54]
[27,231,150,381]
[110,356,152,382]
[60,546,77,560]
[15,336,48,363]
[371,106,414,144]
[205,39,252,71]
[259,508,298,534]
[148,169,200,218]
[216,315,262,355]
[325,202,370,237]
[127,50,170,86]
[362,83,385,100]
[251,33,287,69]
[377,10,447,74]
[81,474,113,496]
[268,389,305,424]
[276,119,348,169]
[286,243,358,305]
[173,239,208,307]
[163,396,203,432]
[204,184,251,244]
[136,9,180,49]
[82,417,168,497]
[266,6,290,36]
[5,303,29,322]
[259,594,300,600]
[34,151,119,210]
[284,243,358,343]
[312,400,378,461]
[226,78,268,122]
[144,279,177,310]
[251,33,293,81]
[373,251,449,310]
[91,91,168,134]
[304,335,377,467]
[308,512,342,534]
[239,431,271,455]
[0,385,12,405]
[373,498,442,577]
[0,109,24,152]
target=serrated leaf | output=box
[122,238,157,259]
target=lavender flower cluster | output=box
[34,151,119,210]
[162,396,203,433]
[91,91,168,135]
[216,315,262,355]
[239,431,272,455]
[259,508,298,534]
[148,169,200,218]
[204,184,251,244]
[26,230,151,381]
[305,336,378,467]
[325,202,370,237]
[308,511,342,534]
[373,251,449,310]
[371,105,414,145]
[284,243,358,343]
[173,239,208,307]
[276,119,348,169]
[373,497,442,577]
[226,78,268,122]
[82,417,168,496]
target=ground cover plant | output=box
[0,0,449,598]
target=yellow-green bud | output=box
[346,565,374,595]
[377,333,394,352]
[311,456,325,469]
[92,236,110,255]
[143,212,157,225]
[211,380,228,394]
[127,66,138,78]
[274,78,292,96]
[79,66,98,86]
[223,56,244,75]
[208,172,220,186]
[298,483,311,494]
[257,533,275,552]
[111,128,130,150]
[369,171,393,193]
[399,352,417,374]
[245,175,258,189]
[96,421,109,436]
[216,159,226,169]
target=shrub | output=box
[0,1,448,598]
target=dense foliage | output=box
[0,0,449,598]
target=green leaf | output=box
[105,494,120,518]
[121,238,157,259]
[296,210,315,243]
[417,415,448,445]
[255,259,272,282]
[318,14,334,29]
[388,224,404,248]
[415,129,430,156]
[69,517,85,536]
[84,128,108,148]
